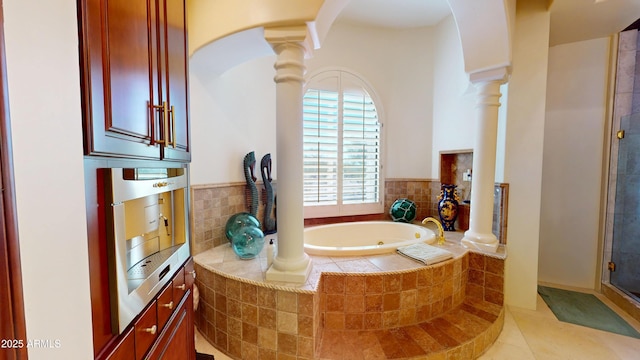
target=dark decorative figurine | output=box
[437,184,460,231]
[260,153,277,234]
[244,151,259,217]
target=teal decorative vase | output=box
[231,225,265,259]
[437,184,460,231]
[389,198,417,223]
[225,212,261,243]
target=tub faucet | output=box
[421,217,446,245]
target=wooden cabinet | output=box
[156,282,175,334]
[147,292,194,360]
[172,267,186,305]
[103,328,135,360]
[185,259,195,289]
[95,258,194,360]
[78,0,190,161]
[134,302,159,360]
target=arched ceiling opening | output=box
[447,0,513,77]
[188,0,640,78]
[187,0,514,78]
[188,0,324,55]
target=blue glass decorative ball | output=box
[230,225,265,259]
[225,212,261,243]
[389,198,417,223]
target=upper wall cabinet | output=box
[78,0,190,162]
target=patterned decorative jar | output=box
[389,198,417,223]
[437,184,460,231]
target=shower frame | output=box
[601,28,640,323]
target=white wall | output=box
[385,27,436,179]
[538,37,610,289]
[503,1,550,309]
[189,53,277,185]
[4,0,94,358]
[306,22,437,179]
[432,16,477,178]
[189,21,450,185]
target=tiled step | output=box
[317,298,504,359]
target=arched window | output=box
[303,70,383,218]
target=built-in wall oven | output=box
[104,167,190,334]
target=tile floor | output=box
[195,286,640,359]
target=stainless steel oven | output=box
[105,167,190,333]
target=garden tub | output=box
[303,221,436,256]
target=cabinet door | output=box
[134,302,158,360]
[147,292,195,360]
[79,0,162,159]
[156,281,174,332]
[104,327,135,360]
[172,266,186,305]
[157,0,190,161]
[184,258,195,289]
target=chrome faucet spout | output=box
[421,217,446,245]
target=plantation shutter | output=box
[303,70,383,215]
[303,89,339,205]
[342,91,380,204]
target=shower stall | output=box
[610,112,640,302]
[605,25,640,310]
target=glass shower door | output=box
[611,113,640,300]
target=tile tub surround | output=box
[191,180,509,255]
[384,179,440,222]
[193,234,506,359]
[191,179,442,253]
[191,181,278,254]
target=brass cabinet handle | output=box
[169,105,176,148]
[189,270,196,279]
[161,301,174,310]
[152,102,168,145]
[142,325,157,335]
[176,284,186,291]
[162,101,169,146]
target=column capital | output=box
[264,25,314,57]
[469,65,510,84]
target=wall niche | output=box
[439,150,508,244]
[440,150,473,202]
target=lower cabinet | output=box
[103,328,135,360]
[134,302,159,360]
[101,258,194,360]
[147,291,194,360]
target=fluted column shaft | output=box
[264,26,312,282]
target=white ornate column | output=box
[264,25,312,283]
[461,68,509,253]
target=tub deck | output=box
[193,231,507,359]
[193,232,484,291]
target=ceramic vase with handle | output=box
[437,184,460,231]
